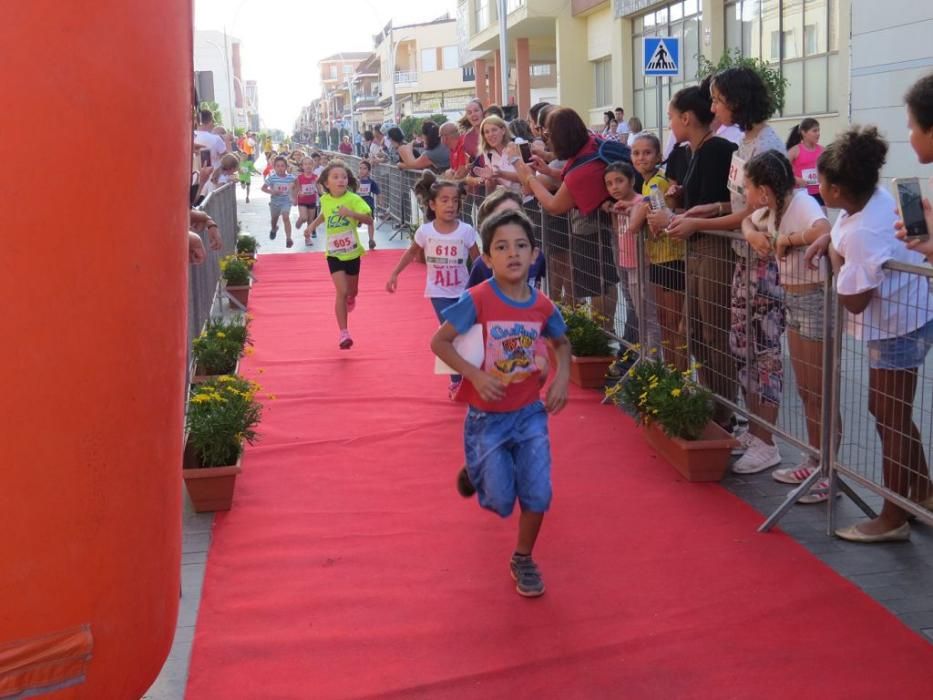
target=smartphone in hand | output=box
[894,177,930,242]
[519,142,532,162]
[199,149,211,168]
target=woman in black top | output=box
[648,85,739,430]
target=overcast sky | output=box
[195,0,458,131]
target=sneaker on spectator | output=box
[773,460,818,484]
[510,553,545,598]
[338,330,353,350]
[732,436,782,474]
[731,429,755,456]
[797,478,840,504]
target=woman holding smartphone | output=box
[895,72,933,262]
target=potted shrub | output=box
[191,316,252,382]
[183,375,263,512]
[606,357,737,481]
[560,304,615,389]
[221,254,252,308]
[236,233,259,261]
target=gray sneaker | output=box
[510,554,545,598]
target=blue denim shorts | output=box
[464,401,552,517]
[430,296,458,324]
[867,317,933,370]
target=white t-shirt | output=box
[194,129,226,168]
[753,190,829,285]
[716,124,744,145]
[729,125,786,255]
[831,187,933,340]
[414,220,478,299]
[616,122,631,136]
[369,140,386,161]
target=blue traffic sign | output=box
[643,37,680,76]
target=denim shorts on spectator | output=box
[867,317,933,370]
[784,287,826,341]
[464,401,552,517]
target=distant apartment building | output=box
[373,15,476,124]
[317,52,372,133]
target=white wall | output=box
[194,31,237,129]
[851,0,933,187]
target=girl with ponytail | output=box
[786,118,825,206]
[741,150,833,499]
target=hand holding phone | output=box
[199,149,211,168]
[894,178,930,242]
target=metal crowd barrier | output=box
[306,154,933,535]
[189,181,237,346]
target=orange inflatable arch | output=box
[2,1,190,696]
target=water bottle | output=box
[648,184,664,211]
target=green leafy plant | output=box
[221,254,251,286]
[399,114,449,141]
[606,356,713,441]
[199,100,223,126]
[192,316,252,375]
[559,304,613,357]
[236,233,258,256]
[186,375,263,467]
[697,49,788,117]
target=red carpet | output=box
[187,251,933,699]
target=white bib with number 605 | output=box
[327,233,356,255]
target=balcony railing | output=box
[394,71,418,85]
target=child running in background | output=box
[431,209,571,598]
[466,189,547,289]
[356,160,381,249]
[823,127,933,542]
[261,155,297,247]
[238,155,258,203]
[631,133,687,372]
[262,151,277,178]
[386,171,479,395]
[295,156,320,246]
[306,160,374,349]
[787,118,824,207]
[602,161,661,374]
[741,151,833,501]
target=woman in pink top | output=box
[787,118,825,205]
[458,98,484,159]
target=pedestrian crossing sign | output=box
[643,37,680,76]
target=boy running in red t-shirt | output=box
[431,209,570,597]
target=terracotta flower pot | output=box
[226,283,250,309]
[191,360,240,385]
[182,443,242,512]
[642,420,737,482]
[569,355,614,389]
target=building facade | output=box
[459,0,933,182]
[374,16,477,124]
[194,30,249,130]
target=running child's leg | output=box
[331,268,350,329]
[245,181,250,203]
[269,205,279,238]
[516,511,544,556]
[367,220,376,249]
[310,205,318,238]
[345,269,360,312]
[283,207,293,247]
